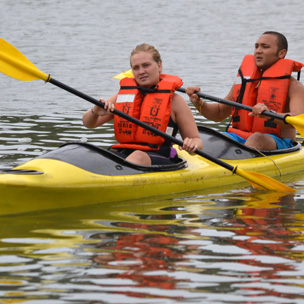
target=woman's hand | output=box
[92,98,115,116]
[83,95,116,129]
[179,137,201,153]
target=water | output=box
[2,190,304,303]
[1,0,304,302]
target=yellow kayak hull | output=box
[1,142,304,216]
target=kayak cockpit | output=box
[0,169,44,175]
[1,126,301,176]
[198,125,302,159]
[35,142,188,176]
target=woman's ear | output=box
[158,61,162,73]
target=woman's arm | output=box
[82,94,117,128]
[171,93,203,152]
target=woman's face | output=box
[130,51,162,88]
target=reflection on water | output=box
[1,191,304,303]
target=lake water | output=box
[1,0,304,303]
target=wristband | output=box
[199,99,205,113]
[195,99,205,114]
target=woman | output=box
[83,43,202,166]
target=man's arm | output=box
[186,85,233,122]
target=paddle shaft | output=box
[177,87,289,122]
[50,78,236,173]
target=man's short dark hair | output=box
[263,31,288,52]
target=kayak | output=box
[0,125,303,216]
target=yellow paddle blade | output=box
[285,114,304,137]
[0,38,49,82]
[235,167,296,192]
[112,69,134,80]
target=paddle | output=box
[0,38,295,192]
[177,88,304,137]
[113,69,304,137]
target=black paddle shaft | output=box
[49,78,236,173]
[177,87,289,122]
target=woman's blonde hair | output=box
[130,43,162,66]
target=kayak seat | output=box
[36,142,187,176]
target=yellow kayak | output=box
[0,126,303,216]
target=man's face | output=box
[254,34,286,71]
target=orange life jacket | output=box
[112,74,183,151]
[227,55,304,138]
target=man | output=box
[186,31,304,150]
